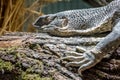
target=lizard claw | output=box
[61,50,101,75]
[61,56,84,61]
[76,46,86,53]
[65,59,88,67]
[64,51,83,56]
[78,60,94,75]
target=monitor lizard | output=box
[33,0,120,76]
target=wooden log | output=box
[0,32,119,80]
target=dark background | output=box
[42,0,92,14]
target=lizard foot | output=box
[76,46,86,53]
[61,49,101,76]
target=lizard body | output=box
[33,0,120,36]
[33,0,120,77]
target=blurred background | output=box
[0,0,112,35]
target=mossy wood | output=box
[0,32,120,80]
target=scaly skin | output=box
[33,0,120,76]
[33,0,120,36]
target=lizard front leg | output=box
[62,21,120,75]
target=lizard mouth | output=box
[40,25,57,31]
[55,25,68,30]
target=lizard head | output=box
[33,14,68,33]
[33,14,56,29]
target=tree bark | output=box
[0,32,120,80]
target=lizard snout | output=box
[32,22,40,28]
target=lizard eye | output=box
[62,18,68,27]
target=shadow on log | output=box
[0,32,120,80]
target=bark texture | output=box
[0,32,120,80]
